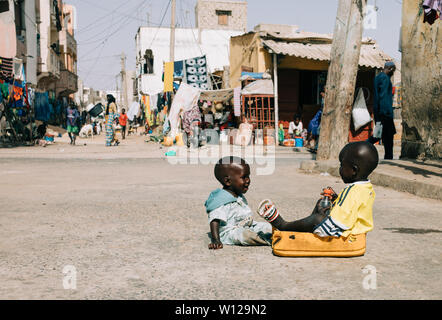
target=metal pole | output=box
[273,53,279,143]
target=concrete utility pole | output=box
[120,52,127,111]
[169,0,176,62]
[317,0,367,160]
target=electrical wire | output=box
[146,0,172,50]
[78,0,147,58]
[180,0,219,89]
[77,1,148,46]
[79,0,147,88]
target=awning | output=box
[262,39,391,69]
[241,79,274,95]
[200,88,233,102]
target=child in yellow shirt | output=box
[258,141,378,237]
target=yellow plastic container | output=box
[163,136,174,146]
[272,229,366,257]
[175,133,184,146]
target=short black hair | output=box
[214,156,248,185]
[294,114,301,120]
[339,141,379,178]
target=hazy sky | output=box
[70,0,403,91]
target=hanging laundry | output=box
[150,93,158,112]
[423,0,442,25]
[182,105,202,134]
[164,61,174,92]
[34,92,51,122]
[174,60,184,78]
[184,55,210,90]
[0,57,13,78]
[168,83,201,136]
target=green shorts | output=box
[67,125,79,133]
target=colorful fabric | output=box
[164,61,174,92]
[313,181,375,238]
[182,105,202,133]
[105,102,117,146]
[174,60,184,78]
[34,92,51,122]
[105,112,115,146]
[184,55,209,90]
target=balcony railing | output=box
[60,29,77,55]
[57,69,78,95]
[49,50,60,77]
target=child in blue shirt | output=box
[205,156,272,249]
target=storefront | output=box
[229,25,392,143]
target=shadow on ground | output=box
[384,227,442,234]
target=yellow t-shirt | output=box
[313,181,375,238]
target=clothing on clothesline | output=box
[423,0,442,25]
[182,105,202,134]
[0,57,13,78]
[184,55,210,90]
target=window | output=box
[143,49,154,74]
[216,10,231,26]
[14,0,25,34]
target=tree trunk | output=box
[317,0,366,160]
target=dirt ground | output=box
[0,133,441,299]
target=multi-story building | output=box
[0,0,38,86]
[36,0,62,92]
[36,0,78,100]
[57,3,78,98]
[134,0,247,96]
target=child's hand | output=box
[208,240,223,250]
[317,203,331,217]
[321,186,338,202]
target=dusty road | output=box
[0,134,441,299]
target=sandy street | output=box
[0,134,441,299]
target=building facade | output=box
[195,0,247,32]
[135,0,246,96]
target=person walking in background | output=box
[306,90,325,152]
[66,103,80,145]
[368,61,396,160]
[105,94,120,146]
[119,108,128,140]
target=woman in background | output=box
[105,94,119,146]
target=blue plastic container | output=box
[295,138,303,147]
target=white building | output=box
[134,0,247,96]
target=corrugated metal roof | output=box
[262,39,391,69]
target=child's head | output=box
[339,141,379,183]
[122,108,126,114]
[214,156,250,196]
